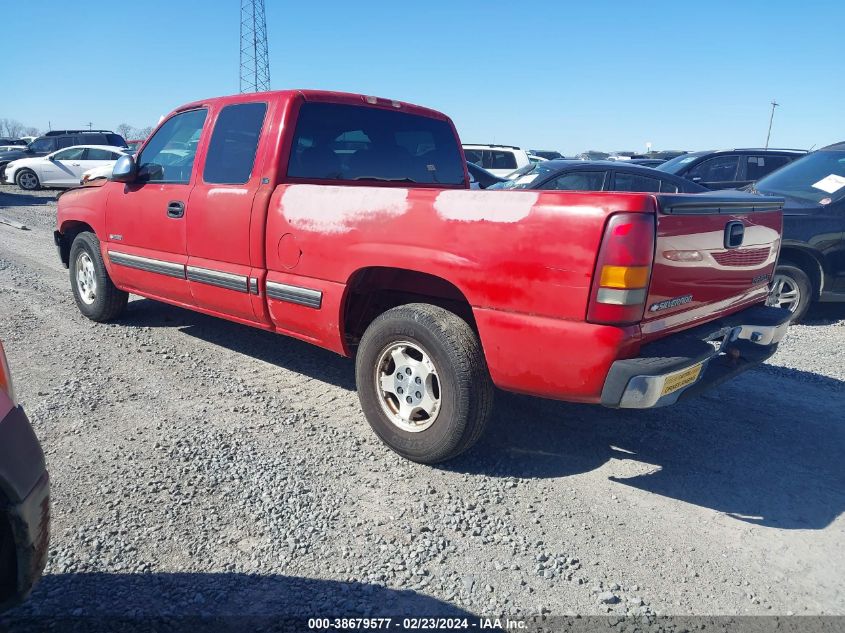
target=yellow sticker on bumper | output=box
[660,363,703,397]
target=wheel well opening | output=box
[342,267,476,350]
[779,247,822,297]
[58,221,94,268]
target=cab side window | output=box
[203,102,267,184]
[137,109,208,184]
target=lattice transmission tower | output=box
[240,0,271,93]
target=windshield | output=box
[656,152,703,174]
[755,150,845,203]
[488,162,558,189]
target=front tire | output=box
[69,232,128,322]
[355,303,494,464]
[767,263,812,323]
[15,169,40,190]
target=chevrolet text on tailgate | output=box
[54,90,791,463]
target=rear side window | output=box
[542,170,606,191]
[57,136,77,149]
[81,134,105,145]
[287,102,465,185]
[203,102,267,184]
[106,133,127,147]
[687,155,739,182]
[463,148,483,164]
[484,150,517,170]
[746,155,790,181]
[659,180,680,193]
[612,171,661,192]
[86,148,119,160]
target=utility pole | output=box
[765,100,779,150]
[240,0,271,93]
[87,122,93,131]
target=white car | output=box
[4,145,126,190]
[462,144,533,177]
[80,162,118,184]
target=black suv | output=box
[749,142,845,321]
[0,130,127,180]
[656,148,806,190]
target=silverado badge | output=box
[649,294,693,312]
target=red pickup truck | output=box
[54,90,790,463]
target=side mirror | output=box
[111,154,138,183]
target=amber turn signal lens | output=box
[599,265,650,289]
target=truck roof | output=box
[174,89,451,122]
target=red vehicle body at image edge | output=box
[54,89,791,463]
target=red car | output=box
[0,342,49,611]
[54,90,790,463]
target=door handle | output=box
[167,200,185,218]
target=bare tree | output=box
[0,119,25,138]
[136,126,154,139]
[116,123,134,140]
[0,118,33,139]
[22,127,40,137]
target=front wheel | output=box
[69,232,128,322]
[15,169,40,190]
[355,303,494,464]
[767,263,812,323]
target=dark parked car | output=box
[628,158,666,167]
[747,142,845,321]
[467,162,505,189]
[530,150,563,160]
[489,160,708,194]
[0,139,26,147]
[0,130,127,181]
[656,148,806,190]
[0,341,49,612]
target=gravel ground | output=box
[0,185,843,622]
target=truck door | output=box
[104,108,208,305]
[186,101,270,323]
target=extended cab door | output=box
[185,101,270,323]
[104,108,208,305]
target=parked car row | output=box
[0,129,128,183]
[463,142,843,321]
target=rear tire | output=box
[355,303,494,464]
[15,169,40,191]
[69,232,128,322]
[767,263,812,323]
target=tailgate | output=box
[642,193,784,338]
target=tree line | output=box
[0,118,154,141]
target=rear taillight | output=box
[587,212,655,325]
[0,342,15,406]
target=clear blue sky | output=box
[5,1,842,154]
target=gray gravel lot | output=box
[0,185,843,622]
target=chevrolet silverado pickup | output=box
[54,90,790,463]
